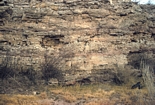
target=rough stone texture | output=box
[0,0,155,84]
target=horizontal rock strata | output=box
[0,0,155,84]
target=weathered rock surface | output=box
[0,0,155,84]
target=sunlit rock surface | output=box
[0,0,155,84]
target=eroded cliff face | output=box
[0,0,155,84]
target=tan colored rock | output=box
[0,0,155,84]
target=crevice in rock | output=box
[41,35,64,47]
[151,33,155,40]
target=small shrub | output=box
[0,65,15,81]
[19,68,37,85]
[0,56,16,81]
[41,46,75,84]
[141,61,155,104]
[112,64,136,85]
[41,61,63,84]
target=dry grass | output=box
[84,99,112,105]
[0,92,51,105]
[0,83,151,105]
[0,94,39,105]
[50,84,149,104]
[50,84,114,102]
[107,84,149,105]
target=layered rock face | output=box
[0,0,155,83]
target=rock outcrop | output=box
[0,0,155,84]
